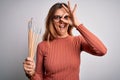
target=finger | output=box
[61,18,72,25]
[24,67,33,73]
[62,5,69,13]
[61,18,69,24]
[24,64,34,70]
[24,64,35,71]
[73,4,77,13]
[62,4,69,13]
[24,57,34,64]
[63,13,69,17]
[23,60,30,65]
[23,61,34,67]
[68,0,72,11]
[24,62,34,67]
[68,1,70,9]
[26,57,33,61]
[68,19,72,26]
[62,13,73,25]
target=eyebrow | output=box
[54,14,69,16]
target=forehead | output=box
[54,8,68,15]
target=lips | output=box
[59,24,65,28]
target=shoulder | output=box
[38,41,47,46]
[71,35,84,46]
[37,41,48,53]
[73,35,82,42]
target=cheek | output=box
[53,23,59,30]
[66,24,69,27]
[53,22,59,27]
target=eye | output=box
[64,15,69,20]
[53,15,62,19]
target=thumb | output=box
[26,57,33,61]
[61,18,69,24]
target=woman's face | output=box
[53,7,70,37]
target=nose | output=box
[59,19,64,24]
[59,16,65,23]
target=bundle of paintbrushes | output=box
[28,18,42,59]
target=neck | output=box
[57,33,69,38]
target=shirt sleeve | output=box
[31,43,44,80]
[77,24,107,56]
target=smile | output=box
[59,24,65,28]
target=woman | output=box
[23,1,107,80]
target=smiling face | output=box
[53,8,70,38]
[44,3,73,41]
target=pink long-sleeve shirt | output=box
[31,24,107,80]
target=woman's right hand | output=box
[23,57,35,77]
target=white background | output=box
[0,0,120,80]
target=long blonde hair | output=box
[43,3,73,41]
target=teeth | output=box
[60,24,65,28]
[59,26,64,28]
